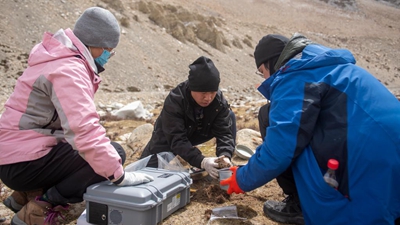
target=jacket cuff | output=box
[112,173,125,184]
[219,151,232,159]
[193,152,205,169]
[109,166,125,183]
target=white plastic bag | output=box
[207,205,248,224]
[156,152,187,172]
[124,155,152,172]
[124,152,188,172]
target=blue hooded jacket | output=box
[236,36,400,224]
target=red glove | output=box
[220,166,245,194]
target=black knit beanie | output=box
[254,34,289,69]
[188,56,220,92]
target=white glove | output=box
[222,156,233,167]
[201,157,219,179]
[116,171,154,186]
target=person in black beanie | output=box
[140,56,236,179]
[220,33,400,225]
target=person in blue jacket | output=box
[221,33,400,225]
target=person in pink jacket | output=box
[0,7,153,225]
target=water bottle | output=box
[323,159,339,189]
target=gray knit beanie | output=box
[73,7,120,48]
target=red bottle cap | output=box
[327,159,339,170]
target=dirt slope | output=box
[0,0,399,108]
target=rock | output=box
[127,123,154,156]
[236,128,262,151]
[215,156,231,168]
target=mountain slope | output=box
[0,0,399,108]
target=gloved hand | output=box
[220,166,245,194]
[116,171,154,186]
[201,157,219,179]
[222,156,233,167]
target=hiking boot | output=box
[263,194,305,225]
[3,190,43,213]
[10,197,68,225]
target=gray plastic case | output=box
[83,167,192,225]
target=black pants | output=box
[0,142,125,205]
[258,103,298,195]
[142,110,237,168]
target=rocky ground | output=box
[0,0,399,224]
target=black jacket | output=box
[142,80,235,168]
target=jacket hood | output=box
[276,33,356,73]
[28,28,97,74]
[258,35,356,100]
[274,33,313,71]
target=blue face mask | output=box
[94,49,111,67]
